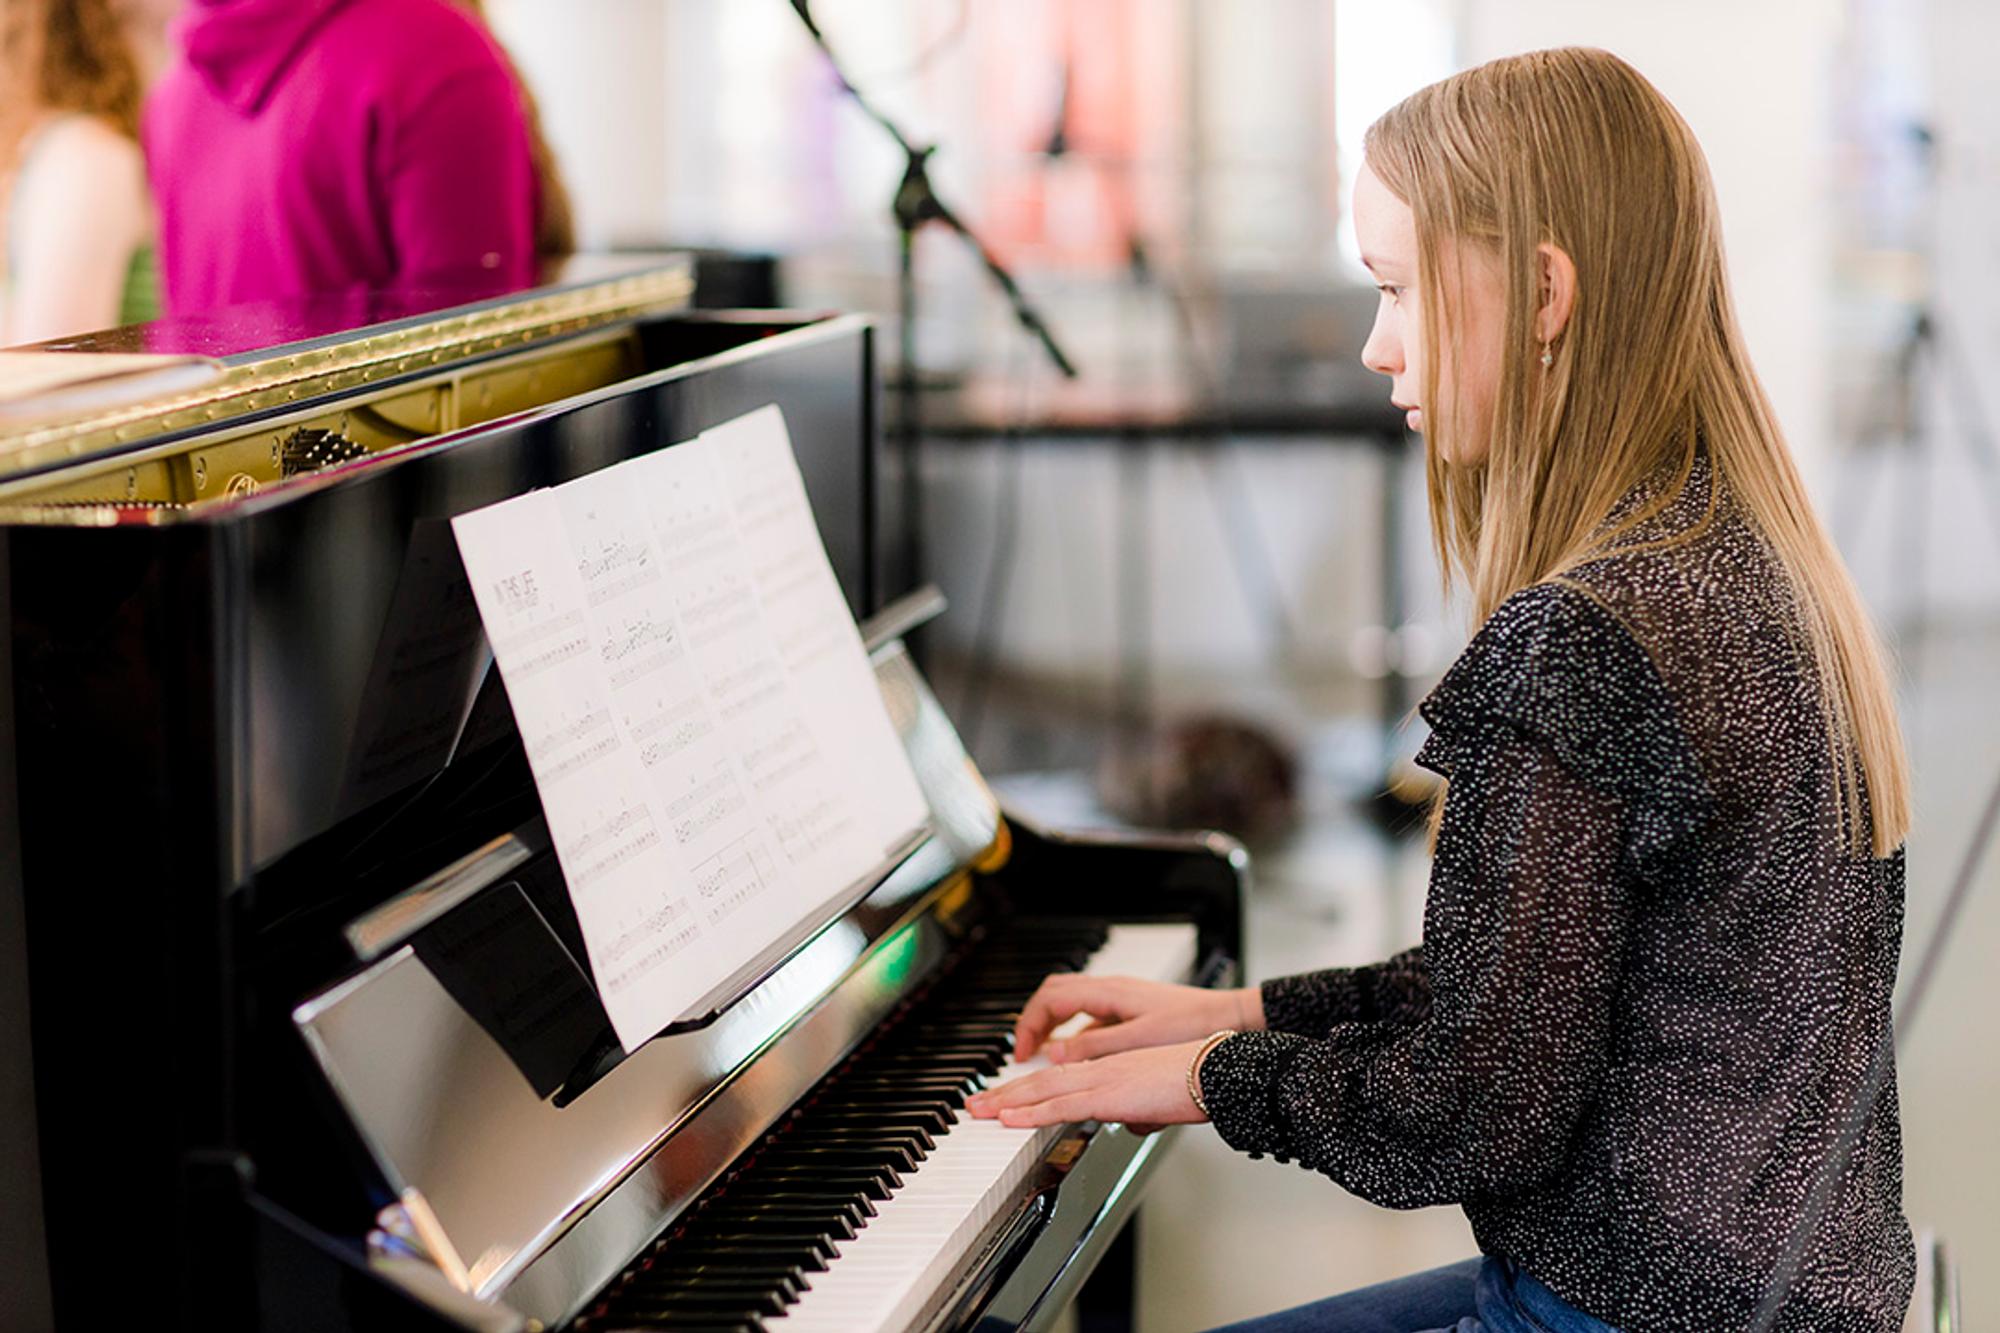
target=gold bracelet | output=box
[1186,1028,1238,1119]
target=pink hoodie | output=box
[144,0,539,316]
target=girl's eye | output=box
[1376,284,1404,305]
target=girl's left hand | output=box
[964,1039,1212,1131]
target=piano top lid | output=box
[0,253,693,483]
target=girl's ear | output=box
[1535,242,1578,343]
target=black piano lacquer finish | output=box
[0,312,881,1332]
[1,299,1249,1333]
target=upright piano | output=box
[0,261,1246,1332]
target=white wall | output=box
[482,0,673,250]
[1457,0,1840,490]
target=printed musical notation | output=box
[601,899,700,993]
[768,790,857,865]
[677,575,761,642]
[562,802,664,891]
[491,607,590,680]
[630,695,713,769]
[739,718,820,794]
[708,655,785,720]
[751,546,826,607]
[600,610,682,689]
[693,833,777,927]
[663,765,750,847]
[654,502,735,567]
[454,405,927,1053]
[525,706,620,784]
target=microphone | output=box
[1041,57,1071,159]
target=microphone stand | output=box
[787,0,1079,601]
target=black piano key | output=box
[749,1166,899,1199]
[703,1188,877,1216]
[805,1096,965,1119]
[915,1015,1020,1031]
[859,1061,1001,1083]
[627,1263,810,1299]
[872,1036,1009,1053]
[715,1181,882,1210]
[921,998,1031,1016]
[902,1025,1017,1043]
[812,1079,967,1099]
[832,1054,990,1071]
[617,1272,805,1303]
[618,1272,810,1311]
[704,1186,879,1213]
[692,1207,859,1242]
[836,1060,991,1080]
[806,1093,959,1115]
[602,1289,790,1318]
[784,1124,936,1153]
[593,1324,763,1333]
[808,1096,964,1120]
[662,1242,829,1272]
[863,1052,1005,1074]
[753,1143,921,1173]
[668,1231,839,1261]
[856,1037,1000,1058]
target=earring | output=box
[1540,342,1555,369]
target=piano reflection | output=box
[0,259,1246,1332]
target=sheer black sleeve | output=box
[1198,582,1712,1208]
[1259,947,1431,1037]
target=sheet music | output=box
[453,405,927,1051]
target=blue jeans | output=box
[1207,1256,1622,1333]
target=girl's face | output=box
[1353,160,1506,465]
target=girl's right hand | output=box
[1012,975,1265,1064]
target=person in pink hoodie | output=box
[143,0,542,316]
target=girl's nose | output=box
[1361,308,1401,377]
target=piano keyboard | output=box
[577,919,1200,1333]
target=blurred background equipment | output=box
[1097,713,1302,848]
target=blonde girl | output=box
[970,47,1912,1333]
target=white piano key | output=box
[765,922,1199,1332]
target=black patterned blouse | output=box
[1199,453,1913,1332]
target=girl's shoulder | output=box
[1421,579,1713,848]
[1424,579,1674,764]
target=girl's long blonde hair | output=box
[1367,47,1908,856]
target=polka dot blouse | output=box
[1199,453,1913,1332]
